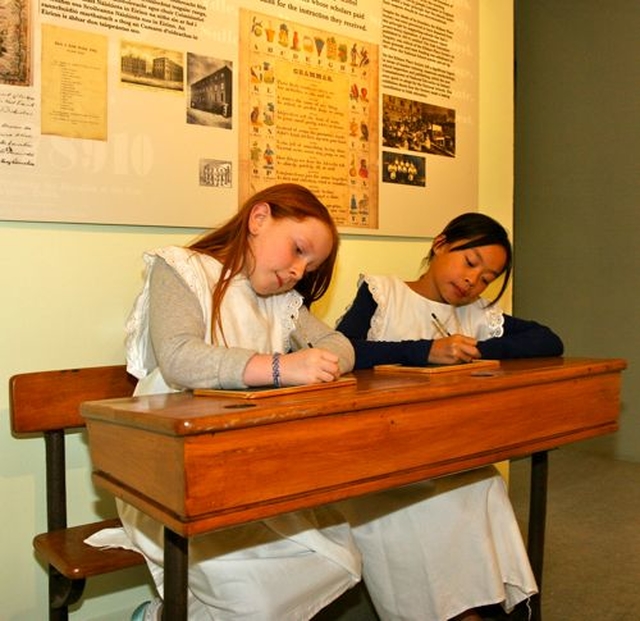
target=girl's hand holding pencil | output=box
[280,348,341,385]
[243,348,341,387]
[429,313,481,365]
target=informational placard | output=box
[0,0,478,236]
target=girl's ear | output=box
[248,201,271,234]
[431,234,448,255]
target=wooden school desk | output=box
[81,357,626,621]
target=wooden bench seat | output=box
[10,365,145,620]
[32,518,142,580]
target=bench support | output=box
[46,430,86,619]
[163,528,189,621]
[49,567,85,619]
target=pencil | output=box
[291,315,313,348]
[431,313,451,337]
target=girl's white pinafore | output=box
[90,247,362,621]
[333,274,538,620]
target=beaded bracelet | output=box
[271,352,282,387]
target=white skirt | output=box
[89,466,535,621]
[117,500,361,621]
[335,466,537,621]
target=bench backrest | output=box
[10,364,138,533]
[10,365,137,434]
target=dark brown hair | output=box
[424,212,513,304]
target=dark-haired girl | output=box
[335,212,563,621]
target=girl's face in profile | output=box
[425,238,507,306]
[246,202,333,296]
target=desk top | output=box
[82,357,625,437]
[82,357,626,535]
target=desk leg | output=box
[163,528,188,621]
[527,450,548,621]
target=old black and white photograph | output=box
[187,53,232,129]
[382,94,455,157]
[120,41,184,92]
[382,150,426,187]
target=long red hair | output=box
[189,183,339,342]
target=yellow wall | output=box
[0,3,513,618]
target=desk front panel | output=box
[84,359,624,535]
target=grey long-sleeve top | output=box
[147,257,354,390]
